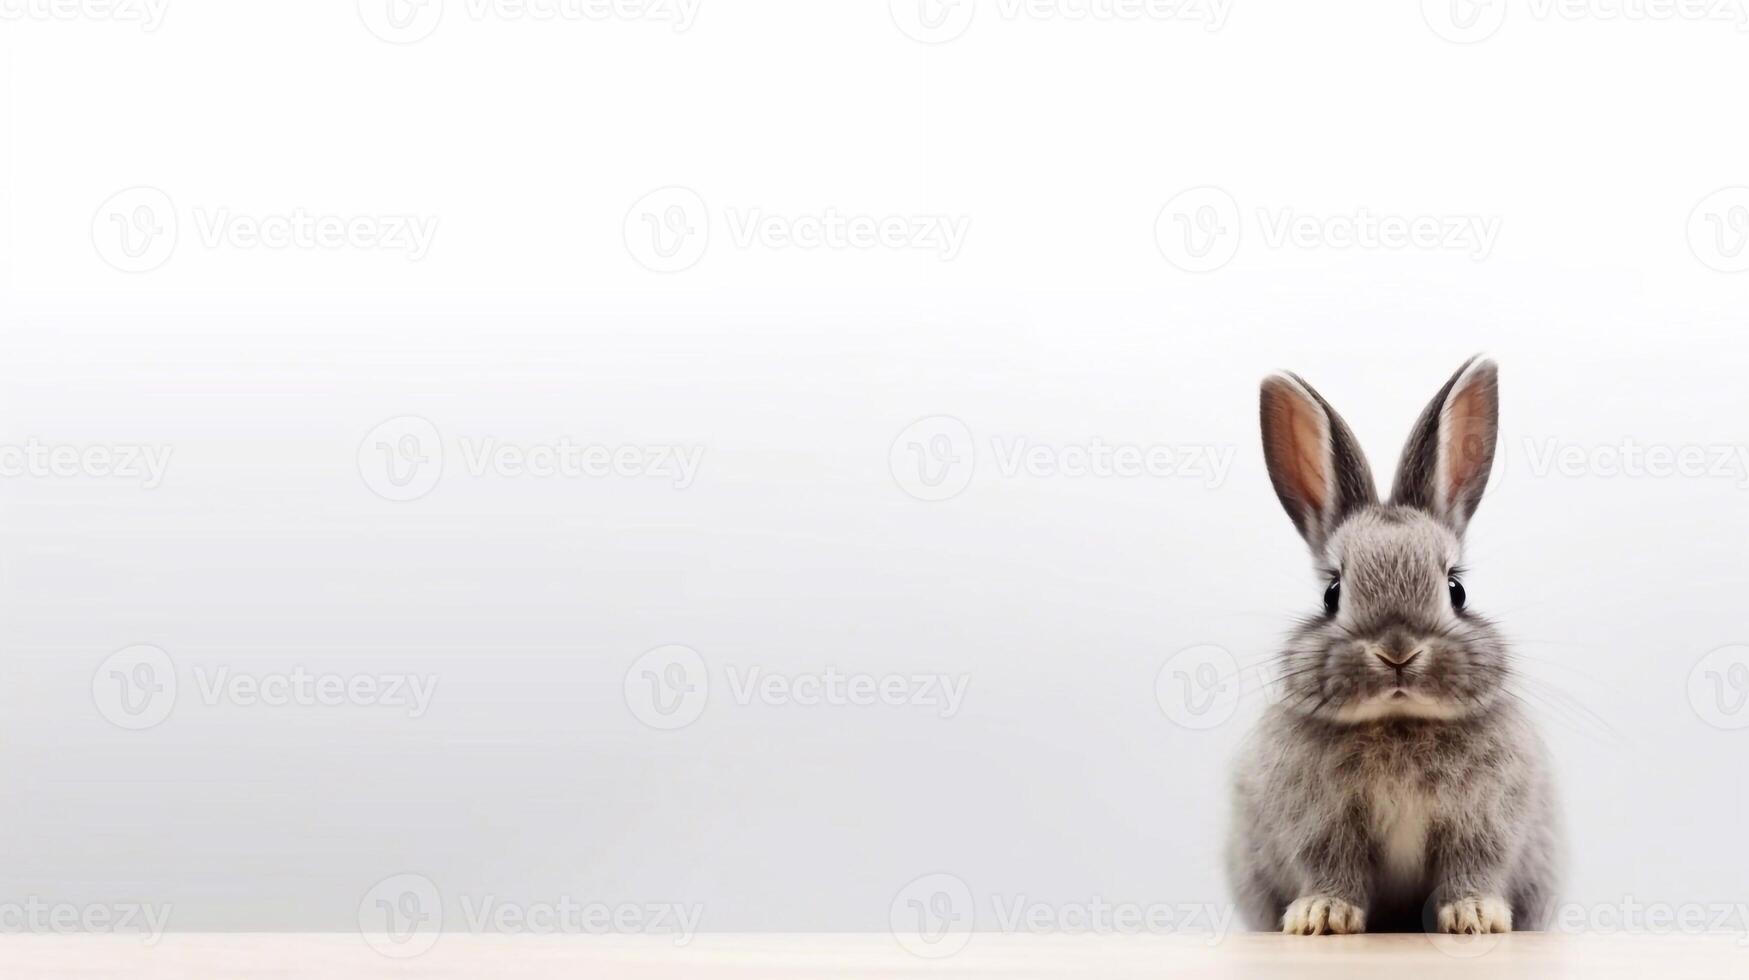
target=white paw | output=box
[1281,895,1366,935]
[1437,895,1512,934]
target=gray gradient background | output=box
[2,1,1748,933]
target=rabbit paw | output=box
[1282,895,1366,935]
[1437,896,1512,934]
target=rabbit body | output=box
[1229,360,1561,935]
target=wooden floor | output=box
[0,932,1744,978]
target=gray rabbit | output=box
[1226,357,1560,935]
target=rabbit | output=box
[1226,356,1561,935]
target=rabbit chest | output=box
[1366,774,1436,884]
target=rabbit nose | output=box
[1374,646,1423,669]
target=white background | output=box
[3,0,1748,936]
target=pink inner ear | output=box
[1264,382,1330,518]
[1442,381,1494,506]
[1288,404,1328,515]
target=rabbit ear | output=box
[1260,372,1378,553]
[1390,356,1500,536]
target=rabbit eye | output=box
[1448,576,1467,611]
[1323,579,1340,615]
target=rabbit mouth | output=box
[1332,686,1466,723]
